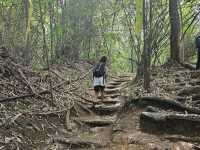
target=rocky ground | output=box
[1,46,200,150]
[120,65,200,150]
[42,65,200,150]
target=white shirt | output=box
[93,76,105,86]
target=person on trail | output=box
[195,35,200,70]
[92,56,107,99]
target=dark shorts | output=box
[94,86,105,92]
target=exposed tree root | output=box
[140,112,200,136]
[181,62,196,70]
[132,96,200,114]
[52,137,106,148]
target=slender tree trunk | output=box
[23,0,31,65]
[169,0,181,63]
[131,46,134,73]
[143,0,151,91]
[88,38,91,59]
[39,0,54,105]
[49,1,54,63]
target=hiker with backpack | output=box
[195,35,200,69]
[93,56,107,99]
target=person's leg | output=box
[100,86,105,100]
[94,86,99,98]
[100,76,106,100]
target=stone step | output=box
[106,82,128,89]
[106,85,118,89]
[92,103,122,115]
[117,74,135,78]
[74,116,115,127]
[112,78,132,82]
[111,80,127,84]
[102,98,121,104]
[105,93,121,98]
[93,98,121,105]
[104,88,120,94]
[52,137,106,149]
[107,81,123,86]
[140,112,200,136]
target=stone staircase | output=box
[69,74,134,149]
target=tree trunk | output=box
[143,0,151,91]
[49,1,55,63]
[169,0,181,63]
[23,0,31,65]
[39,0,54,105]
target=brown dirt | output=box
[1,51,200,150]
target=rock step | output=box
[110,80,127,84]
[105,93,121,98]
[117,74,135,78]
[106,85,118,89]
[104,88,120,94]
[140,112,200,136]
[101,98,121,104]
[107,81,124,86]
[74,116,115,127]
[106,82,128,89]
[53,137,106,149]
[112,78,132,82]
[93,98,121,105]
[92,103,121,115]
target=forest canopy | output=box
[0,0,200,73]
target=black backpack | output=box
[196,36,200,48]
[93,63,105,77]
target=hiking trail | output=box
[50,74,134,149]
[50,68,200,150]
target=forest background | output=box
[0,0,199,76]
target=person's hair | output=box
[99,56,107,63]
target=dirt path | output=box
[50,74,172,150]
[45,74,135,149]
[75,74,134,149]
[48,71,200,150]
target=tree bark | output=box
[143,0,151,91]
[169,0,181,62]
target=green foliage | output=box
[0,0,200,72]
[135,0,143,34]
[110,50,131,73]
